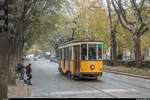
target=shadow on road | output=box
[56,73,104,83]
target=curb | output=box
[104,70,150,80]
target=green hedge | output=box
[103,60,150,68]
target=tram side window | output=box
[64,48,66,60]
[58,49,62,60]
[68,46,72,60]
[88,44,96,60]
[81,44,87,60]
[62,48,64,59]
[60,49,62,59]
[98,44,102,60]
[67,47,69,60]
[64,48,68,60]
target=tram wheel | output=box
[67,72,71,77]
[71,74,80,80]
[71,75,76,80]
[58,67,63,74]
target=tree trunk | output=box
[133,35,142,68]
[18,20,24,61]
[8,40,17,85]
[106,0,117,66]
[111,31,117,65]
[8,33,24,86]
[0,32,9,98]
[130,51,132,60]
[8,17,24,85]
[18,42,23,61]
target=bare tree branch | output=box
[139,26,149,36]
[24,0,39,22]
[139,0,145,10]
[117,0,135,25]
[113,17,119,33]
[111,0,133,33]
[130,0,143,24]
[137,23,146,34]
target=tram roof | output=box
[58,38,103,47]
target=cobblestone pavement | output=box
[28,59,150,98]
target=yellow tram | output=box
[57,38,103,80]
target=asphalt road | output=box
[28,59,150,98]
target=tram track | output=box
[104,70,150,80]
[54,73,117,98]
[103,75,150,91]
[52,65,150,95]
[55,71,147,98]
[81,77,141,98]
[83,82,117,98]
[30,60,150,98]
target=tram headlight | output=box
[90,65,95,70]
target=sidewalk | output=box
[8,79,29,98]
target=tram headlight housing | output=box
[90,65,95,70]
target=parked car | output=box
[37,55,41,59]
[50,56,57,62]
[25,57,30,61]
[33,57,38,61]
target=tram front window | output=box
[81,44,87,60]
[88,44,96,60]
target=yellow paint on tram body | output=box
[80,61,103,72]
[60,60,103,74]
[60,60,64,73]
[65,60,68,73]
[70,60,75,75]
[60,60,68,73]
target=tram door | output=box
[64,48,66,70]
[74,45,80,72]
